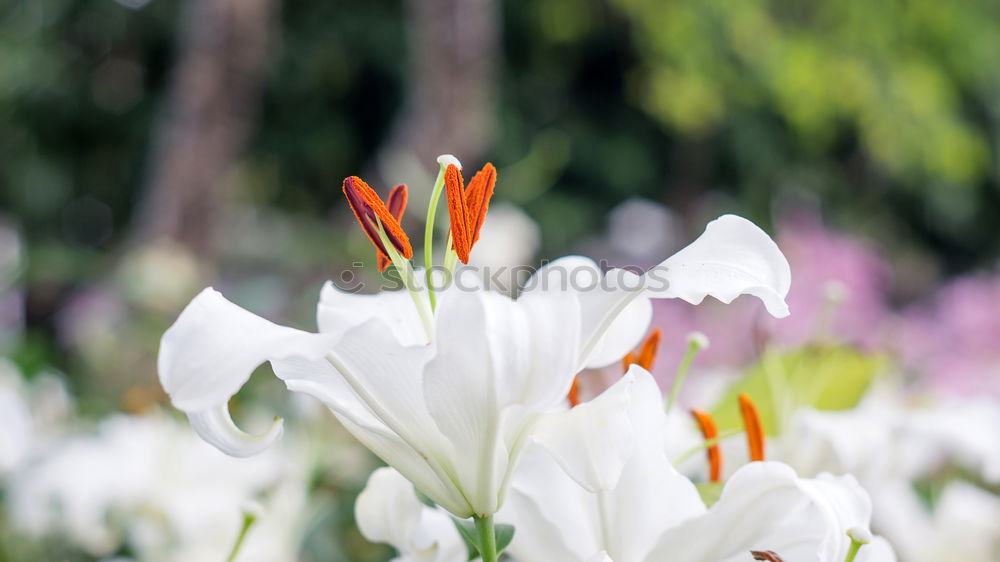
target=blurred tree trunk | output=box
[375,0,499,182]
[130,0,276,259]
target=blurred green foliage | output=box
[3,0,1000,281]
[711,344,886,436]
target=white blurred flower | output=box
[356,467,468,562]
[6,412,307,561]
[773,388,1000,562]
[0,360,72,476]
[467,203,540,273]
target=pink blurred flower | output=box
[895,270,1000,397]
[649,213,891,386]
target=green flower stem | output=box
[423,164,448,310]
[474,514,498,562]
[225,510,257,562]
[376,219,434,339]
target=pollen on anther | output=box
[342,177,413,267]
[739,393,766,462]
[445,164,473,263]
[377,184,408,271]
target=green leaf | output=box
[710,344,886,436]
[451,518,480,561]
[495,523,515,554]
[450,518,516,560]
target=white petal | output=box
[158,288,335,412]
[355,467,425,552]
[186,406,283,458]
[422,291,506,515]
[498,445,603,562]
[584,295,652,369]
[857,537,897,562]
[598,368,705,561]
[650,214,791,317]
[520,256,647,370]
[650,462,880,562]
[532,371,636,492]
[317,282,428,345]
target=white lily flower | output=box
[356,467,469,562]
[158,214,790,518]
[498,368,895,562]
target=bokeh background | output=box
[2,0,1000,560]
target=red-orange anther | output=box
[343,177,413,267]
[739,393,766,462]
[622,328,663,373]
[376,184,409,271]
[691,409,722,483]
[445,162,496,263]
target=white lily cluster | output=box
[5,411,308,561]
[156,154,895,561]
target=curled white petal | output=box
[649,214,791,318]
[158,287,334,413]
[436,154,462,170]
[187,406,283,458]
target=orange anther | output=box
[567,376,581,408]
[691,409,722,482]
[343,177,413,268]
[622,328,663,373]
[464,163,496,247]
[445,162,496,264]
[739,393,766,462]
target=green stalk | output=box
[225,510,257,562]
[474,515,498,562]
[423,164,448,310]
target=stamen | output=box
[739,393,766,462]
[751,551,786,562]
[444,162,497,264]
[464,163,496,247]
[377,184,409,272]
[622,328,663,373]
[343,176,413,265]
[691,409,722,483]
[567,377,581,407]
[621,351,635,373]
[444,164,473,263]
